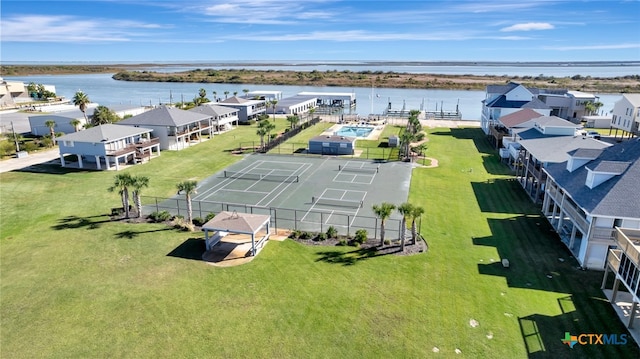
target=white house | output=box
[117,105,214,150]
[272,95,317,115]
[481,82,598,135]
[28,104,99,136]
[611,93,640,138]
[57,124,160,170]
[542,138,640,269]
[216,96,266,123]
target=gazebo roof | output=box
[202,211,270,234]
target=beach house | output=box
[189,103,240,133]
[117,105,214,150]
[271,95,317,115]
[481,82,598,135]
[56,124,160,170]
[610,94,640,139]
[542,138,640,269]
[216,96,266,123]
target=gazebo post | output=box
[251,233,256,256]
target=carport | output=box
[202,211,271,257]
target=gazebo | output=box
[201,211,271,257]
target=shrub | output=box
[337,239,348,246]
[205,212,216,221]
[315,232,327,241]
[299,231,313,240]
[326,226,338,239]
[171,217,195,232]
[148,210,171,223]
[192,217,205,226]
[353,229,367,244]
[384,239,391,245]
[288,229,302,239]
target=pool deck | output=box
[322,123,384,141]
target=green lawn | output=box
[1,122,638,358]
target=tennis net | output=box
[312,196,363,209]
[224,171,299,183]
[338,165,378,174]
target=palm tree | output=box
[44,120,56,145]
[212,91,217,102]
[399,129,414,161]
[72,90,90,122]
[270,99,278,121]
[223,91,229,99]
[233,91,238,97]
[409,205,425,245]
[198,88,207,99]
[242,88,250,97]
[176,180,198,225]
[108,173,134,218]
[69,119,81,132]
[257,119,275,150]
[286,115,300,129]
[397,202,414,251]
[130,175,150,218]
[372,202,396,246]
[308,107,316,122]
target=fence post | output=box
[347,215,351,237]
[176,199,180,216]
[294,210,298,230]
[155,197,159,213]
[272,208,277,233]
[320,212,324,234]
[374,217,378,240]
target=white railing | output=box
[561,203,588,234]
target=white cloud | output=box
[501,22,554,32]
[1,15,164,42]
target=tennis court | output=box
[150,154,413,237]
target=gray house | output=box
[189,103,239,133]
[57,124,160,170]
[308,135,355,155]
[118,105,213,150]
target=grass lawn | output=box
[1,121,638,358]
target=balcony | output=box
[107,137,160,157]
[561,202,588,234]
[608,248,622,271]
[614,228,640,266]
[592,227,616,241]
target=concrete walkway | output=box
[0,149,60,173]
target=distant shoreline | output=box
[2,64,639,93]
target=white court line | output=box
[256,163,312,207]
[216,188,271,195]
[301,188,367,224]
[194,160,265,200]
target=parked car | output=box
[580,130,601,140]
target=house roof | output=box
[498,108,544,128]
[57,124,152,143]
[544,138,640,218]
[219,96,263,105]
[518,135,611,163]
[310,135,357,143]
[189,103,238,117]
[277,95,316,107]
[118,105,210,127]
[486,95,549,110]
[568,148,604,159]
[28,104,99,120]
[522,115,582,129]
[622,93,640,107]
[589,160,630,174]
[202,211,270,234]
[486,82,520,94]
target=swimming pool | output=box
[335,126,374,138]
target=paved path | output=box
[0,149,60,173]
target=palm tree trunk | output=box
[380,221,385,246]
[123,190,130,218]
[186,194,193,225]
[135,192,143,218]
[401,218,406,251]
[411,219,417,245]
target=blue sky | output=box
[1,0,639,63]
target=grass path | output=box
[1,124,638,358]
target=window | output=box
[340,143,347,148]
[613,218,622,228]
[322,142,329,147]
[63,141,74,147]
